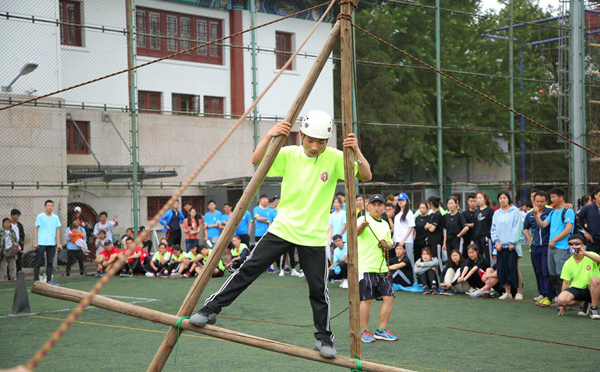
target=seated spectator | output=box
[138,226,153,254]
[388,244,413,287]
[557,234,600,319]
[95,240,120,277]
[455,244,489,294]
[226,235,249,273]
[183,244,204,278]
[124,237,150,276]
[65,217,87,276]
[149,243,171,278]
[0,218,19,282]
[440,250,469,294]
[165,245,187,278]
[121,228,135,249]
[195,246,225,278]
[328,234,348,288]
[94,230,107,255]
[470,265,500,299]
[415,247,440,294]
[159,238,173,254]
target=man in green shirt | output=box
[190,110,372,358]
[356,194,398,343]
[557,234,600,319]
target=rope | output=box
[0,0,332,112]
[351,23,600,159]
[220,306,349,328]
[447,326,600,352]
[24,2,337,369]
[350,356,363,371]
[172,316,191,365]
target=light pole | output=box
[1,61,38,92]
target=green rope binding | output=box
[173,316,190,365]
[350,356,363,372]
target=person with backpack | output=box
[534,187,574,297]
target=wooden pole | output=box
[147,21,342,372]
[31,283,411,372]
[340,0,362,360]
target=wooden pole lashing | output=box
[340,0,362,360]
[31,283,412,372]
[148,20,342,372]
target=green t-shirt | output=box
[357,214,393,274]
[268,146,357,247]
[202,249,225,271]
[560,252,600,289]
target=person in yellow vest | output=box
[182,244,203,278]
[357,194,398,343]
[166,245,187,278]
[190,110,372,359]
[226,235,249,273]
[150,243,171,278]
[195,246,225,278]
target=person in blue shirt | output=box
[33,200,62,285]
[65,217,87,276]
[234,205,253,249]
[220,202,234,244]
[159,200,185,247]
[534,187,574,295]
[253,194,272,244]
[328,235,348,288]
[204,200,222,247]
[523,190,555,306]
[578,188,600,254]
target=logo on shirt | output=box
[320,171,329,182]
[587,265,592,271]
[477,214,486,221]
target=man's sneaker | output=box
[171,272,183,278]
[189,306,218,327]
[119,272,128,277]
[226,267,235,273]
[533,294,544,302]
[314,339,336,358]
[549,298,560,309]
[95,272,102,277]
[374,329,398,341]
[279,269,285,277]
[538,297,552,307]
[145,272,155,278]
[469,289,483,299]
[48,280,60,286]
[183,273,190,278]
[578,302,590,316]
[298,270,305,278]
[340,279,349,289]
[514,293,523,301]
[482,291,496,299]
[466,287,476,295]
[590,306,600,320]
[360,330,376,343]
[291,269,301,277]
[498,292,513,300]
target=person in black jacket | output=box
[472,192,495,261]
[10,209,25,273]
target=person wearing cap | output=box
[95,239,120,277]
[357,194,397,343]
[393,192,416,267]
[191,110,372,359]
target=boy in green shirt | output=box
[557,234,600,319]
[356,194,398,343]
[190,110,372,358]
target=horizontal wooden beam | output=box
[31,283,411,372]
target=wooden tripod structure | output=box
[32,2,411,371]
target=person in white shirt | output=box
[393,193,416,268]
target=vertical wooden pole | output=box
[340,0,362,360]
[147,21,341,372]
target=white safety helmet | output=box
[300,110,333,139]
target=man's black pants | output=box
[34,245,56,281]
[167,229,182,248]
[204,232,333,342]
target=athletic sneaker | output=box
[431,286,439,295]
[189,306,218,327]
[226,267,235,273]
[440,289,457,296]
[48,280,60,286]
[533,294,544,302]
[538,297,552,307]
[514,293,523,301]
[298,270,305,278]
[549,298,560,309]
[95,272,103,277]
[145,272,155,278]
[590,306,600,320]
[578,302,590,316]
[291,269,301,277]
[481,291,496,299]
[422,286,430,295]
[498,292,513,300]
[469,289,483,299]
[340,279,348,289]
[314,339,336,358]
[170,273,183,278]
[183,273,190,278]
[126,272,133,278]
[279,269,285,277]
[119,272,128,277]
[360,330,376,343]
[466,287,476,295]
[374,329,398,341]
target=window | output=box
[136,7,222,64]
[139,91,162,114]
[59,0,83,47]
[276,32,293,70]
[203,96,224,117]
[172,94,199,115]
[66,120,90,154]
[285,132,299,146]
[147,197,170,220]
